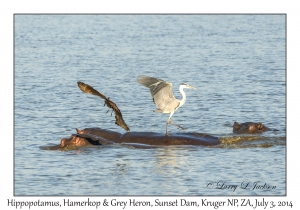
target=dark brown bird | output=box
[77,81,130,131]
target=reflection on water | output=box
[154,147,191,175]
[15,15,285,195]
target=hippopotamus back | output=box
[118,132,220,146]
[76,127,122,141]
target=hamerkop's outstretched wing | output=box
[77,81,130,131]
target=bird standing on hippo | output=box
[137,75,196,136]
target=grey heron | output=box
[137,75,196,135]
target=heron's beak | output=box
[187,85,196,90]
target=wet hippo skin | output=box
[116,132,219,146]
[77,127,220,146]
[49,127,220,149]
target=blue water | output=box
[14,15,286,195]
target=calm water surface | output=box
[14,15,286,196]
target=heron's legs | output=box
[165,121,170,136]
[165,115,185,136]
[169,119,185,130]
[165,113,174,136]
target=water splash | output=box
[217,135,286,149]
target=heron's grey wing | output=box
[137,75,170,97]
[137,75,163,89]
[137,76,179,112]
[152,84,180,112]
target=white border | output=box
[1,0,298,209]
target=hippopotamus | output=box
[46,127,220,150]
[233,122,278,134]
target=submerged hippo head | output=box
[60,134,93,148]
[43,133,115,150]
[233,122,275,134]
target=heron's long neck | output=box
[179,85,187,107]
